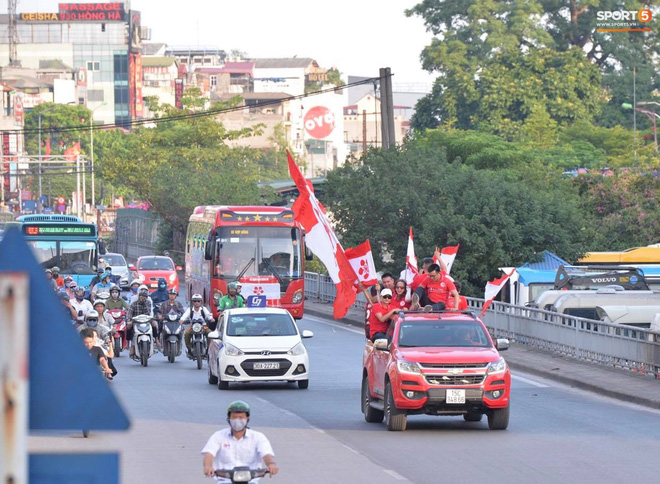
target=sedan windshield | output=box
[227,313,298,337]
[398,320,491,348]
[104,254,126,266]
[139,257,174,271]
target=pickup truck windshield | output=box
[398,320,491,348]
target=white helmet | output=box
[93,299,106,308]
[191,293,203,302]
[130,279,141,287]
[85,310,100,323]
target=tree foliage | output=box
[99,90,287,236]
[325,141,591,296]
[407,0,659,132]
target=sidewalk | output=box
[304,300,660,410]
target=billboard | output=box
[21,3,126,21]
[175,78,183,109]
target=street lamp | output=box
[90,102,107,209]
[622,103,659,155]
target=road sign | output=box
[57,204,66,214]
[247,295,267,307]
[56,196,65,205]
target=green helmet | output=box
[227,400,250,417]
[228,282,238,290]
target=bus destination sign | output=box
[22,224,96,236]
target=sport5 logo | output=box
[596,9,652,22]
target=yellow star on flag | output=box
[238,216,243,221]
[265,216,271,222]
[253,214,262,221]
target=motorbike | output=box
[131,314,155,367]
[109,309,128,357]
[187,320,208,370]
[161,311,183,363]
[214,467,268,484]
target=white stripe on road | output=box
[512,374,549,388]
[383,469,410,481]
[303,314,365,335]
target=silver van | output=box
[551,288,660,320]
[595,305,660,330]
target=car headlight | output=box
[292,290,303,304]
[287,342,306,356]
[224,342,244,357]
[487,357,507,374]
[397,360,421,374]
[169,273,176,282]
[192,322,203,333]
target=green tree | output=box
[325,142,591,295]
[100,90,280,239]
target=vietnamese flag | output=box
[438,244,460,274]
[345,239,378,287]
[287,150,357,318]
[480,270,516,316]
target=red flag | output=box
[404,227,418,284]
[287,150,357,318]
[345,239,378,287]
[480,270,516,316]
[44,138,51,159]
[434,244,459,274]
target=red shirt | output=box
[369,302,395,337]
[447,294,468,310]
[54,276,65,289]
[409,273,428,292]
[392,295,411,310]
[420,274,456,304]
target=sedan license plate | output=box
[446,389,466,404]
[253,362,280,370]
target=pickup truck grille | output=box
[419,362,489,369]
[425,374,485,386]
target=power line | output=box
[11,76,384,136]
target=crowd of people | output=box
[362,252,469,342]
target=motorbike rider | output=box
[63,278,78,300]
[70,286,94,324]
[89,267,105,289]
[181,294,215,358]
[51,266,65,289]
[106,285,129,311]
[217,282,245,315]
[127,286,157,357]
[93,299,115,330]
[128,278,141,300]
[45,269,58,291]
[91,270,113,300]
[59,292,78,322]
[150,278,169,306]
[202,400,278,480]
[235,282,246,305]
[78,311,117,377]
[159,288,184,318]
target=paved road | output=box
[30,310,660,483]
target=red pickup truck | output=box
[362,310,511,431]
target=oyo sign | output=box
[304,106,335,139]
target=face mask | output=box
[131,287,138,293]
[65,283,71,288]
[229,418,248,432]
[87,320,98,327]
[76,295,84,300]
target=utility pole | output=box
[379,67,395,150]
[362,109,367,155]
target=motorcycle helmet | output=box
[227,400,250,417]
[93,299,106,308]
[85,310,99,326]
[52,266,61,275]
[110,285,120,296]
[228,282,238,290]
[74,286,86,298]
[138,287,149,297]
[168,288,178,295]
[191,294,203,302]
[130,279,141,292]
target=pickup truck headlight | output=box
[487,357,507,374]
[287,342,306,356]
[224,342,244,357]
[397,360,421,375]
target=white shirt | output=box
[201,428,274,483]
[181,306,214,324]
[71,298,94,321]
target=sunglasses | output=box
[395,286,406,290]
[382,295,392,299]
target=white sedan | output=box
[207,307,313,390]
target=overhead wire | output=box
[10,76,384,136]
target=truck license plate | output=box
[446,389,466,404]
[254,362,279,370]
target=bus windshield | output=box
[214,226,302,283]
[26,240,96,275]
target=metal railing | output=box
[304,271,660,377]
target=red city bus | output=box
[185,206,311,319]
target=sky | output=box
[6,0,438,88]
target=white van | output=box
[596,305,660,330]
[531,286,626,311]
[551,288,660,320]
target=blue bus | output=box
[17,214,105,288]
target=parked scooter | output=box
[188,321,208,370]
[161,311,184,363]
[131,314,154,367]
[109,308,128,357]
[214,467,268,483]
